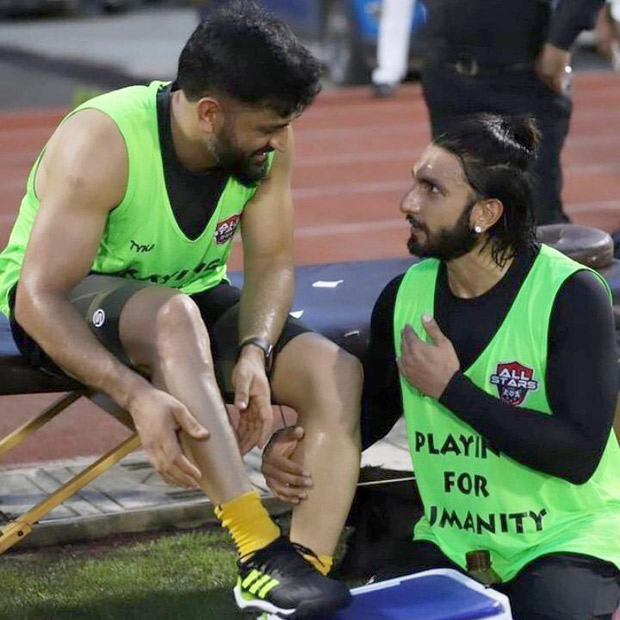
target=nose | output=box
[400,187,420,215]
[268,127,289,152]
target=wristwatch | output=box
[237,337,274,375]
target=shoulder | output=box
[552,269,613,331]
[557,269,610,305]
[46,109,127,170]
[372,274,406,322]
[38,109,128,209]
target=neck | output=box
[169,90,217,172]
[444,243,515,298]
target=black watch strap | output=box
[237,337,274,374]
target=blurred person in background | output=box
[0,2,360,618]
[596,0,620,70]
[418,0,605,225]
[371,0,417,97]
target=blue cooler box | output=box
[266,569,512,620]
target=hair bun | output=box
[506,116,541,170]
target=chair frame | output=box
[0,389,140,554]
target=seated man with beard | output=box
[263,113,620,619]
[0,3,361,618]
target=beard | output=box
[210,121,272,187]
[407,199,478,261]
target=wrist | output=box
[438,370,463,404]
[237,336,274,374]
[116,373,153,413]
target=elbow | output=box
[13,282,35,328]
[564,471,592,486]
[561,457,599,485]
[13,281,50,336]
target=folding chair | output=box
[0,314,141,553]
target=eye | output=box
[422,180,440,194]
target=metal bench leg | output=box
[0,392,84,459]
[0,433,141,554]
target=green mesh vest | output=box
[0,81,272,317]
[394,245,620,581]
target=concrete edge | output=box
[7,494,291,551]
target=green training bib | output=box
[0,81,272,317]
[394,245,620,581]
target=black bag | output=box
[335,466,424,581]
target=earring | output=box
[474,225,482,234]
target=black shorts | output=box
[9,275,311,399]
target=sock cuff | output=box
[214,489,261,521]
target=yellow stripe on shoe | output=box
[249,574,273,595]
[257,578,279,599]
[242,569,262,589]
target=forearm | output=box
[439,373,612,483]
[361,274,405,450]
[238,256,294,345]
[16,290,150,409]
[361,359,403,450]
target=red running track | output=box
[1,75,619,465]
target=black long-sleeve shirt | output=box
[422,0,605,63]
[361,244,618,485]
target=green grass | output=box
[0,515,359,620]
[0,528,246,619]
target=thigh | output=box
[204,294,312,401]
[502,554,620,620]
[9,275,154,373]
[69,274,157,364]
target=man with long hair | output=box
[265,114,620,618]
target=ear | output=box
[196,97,223,134]
[471,198,504,234]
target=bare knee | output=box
[154,294,212,363]
[278,336,362,436]
[328,349,363,437]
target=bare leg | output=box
[118,288,251,504]
[271,333,362,556]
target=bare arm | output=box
[16,110,153,409]
[537,0,605,93]
[232,127,296,451]
[16,110,208,488]
[238,127,295,349]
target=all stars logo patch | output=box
[214,214,241,245]
[490,361,539,406]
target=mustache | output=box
[407,215,424,230]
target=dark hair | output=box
[434,113,540,267]
[177,1,322,117]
